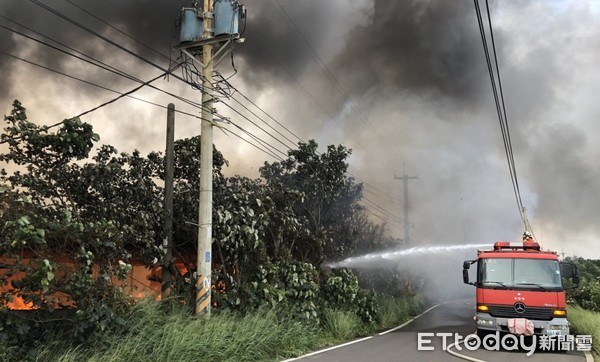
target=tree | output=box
[0,101,133,348]
[0,100,417,355]
[260,140,364,264]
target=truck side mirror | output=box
[463,260,476,285]
[560,262,580,288]
[572,266,580,286]
[463,269,470,284]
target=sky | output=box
[1,0,599,260]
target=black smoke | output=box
[1,0,599,259]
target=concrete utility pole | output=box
[176,0,243,316]
[162,103,175,301]
[394,166,417,245]
[196,0,214,316]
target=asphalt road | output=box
[288,300,588,362]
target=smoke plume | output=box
[1,0,599,272]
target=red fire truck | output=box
[463,240,579,336]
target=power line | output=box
[4,49,402,233]
[26,0,373,180]
[364,209,404,233]
[230,85,304,144]
[0,15,206,116]
[76,72,169,119]
[28,0,187,91]
[0,18,205,119]
[63,0,171,61]
[23,2,293,159]
[483,0,523,212]
[361,197,404,224]
[176,64,299,151]
[22,0,407,229]
[0,52,285,163]
[473,0,526,227]
[34,0,293,158]
[0,51,172,132]
[221,126,284,162]
[0,12,289,161]
[229,92,298,148]
[0,15,137,83]
[65,3,392,217]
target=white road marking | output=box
[279,336,374,362]
[280,301,445,361]
[447,333,594,362]
[378,303,442,336]
[447,336,486,362]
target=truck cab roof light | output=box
[493,242,540,251]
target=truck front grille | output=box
[487,305,554,321]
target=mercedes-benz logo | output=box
[514,302,526,314]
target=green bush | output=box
[567,278,600,312]
[215,261,320,322]
[322,269,379,324]
[565,257,600,312]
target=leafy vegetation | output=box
[0,100,419,359]
[565,257,600,312]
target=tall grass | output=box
[35,295,424,361]
[320,294,424,344]
[37,301,321,362]
[321,309,363,341]
[568,305,600,359]
[378,295,423,329]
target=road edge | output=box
[378,303,441,336]
[279,302,443,362]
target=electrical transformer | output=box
[213,0,239,36]
[179,8,203,43]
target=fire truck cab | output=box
[463,241,579,336]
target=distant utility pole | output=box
[176,0,243,316]
[162,103,175,301]
[394,166,417,245]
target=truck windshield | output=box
[479,258,562,290]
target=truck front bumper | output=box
[476,312,570,336]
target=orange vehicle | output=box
[463,240,579,336]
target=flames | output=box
[0,256,194,311]
[7,296,35,311]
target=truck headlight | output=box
[477,319,494,326]
[548,324,568,330]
